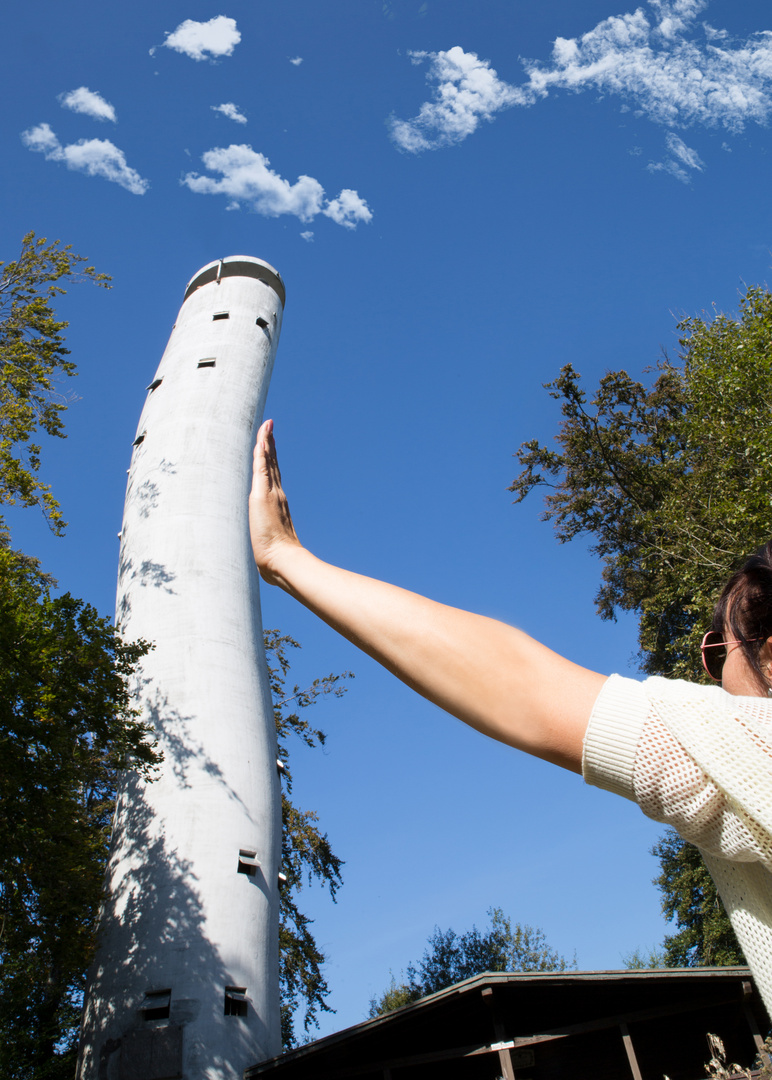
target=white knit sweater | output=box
[583,674,772,1017]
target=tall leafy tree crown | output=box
[0,232,110,534]
[511,289,772,968]
[0,233,160,1080]
[511,286,772,679]
[369,908,574,1017]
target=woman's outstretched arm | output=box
[249,420,607,774]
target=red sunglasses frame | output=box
[700,630,758,682]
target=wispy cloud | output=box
[21,123,149,194]
[300,230,314,242]
[162,16,240,62]
[181,144,372,228]
[211,102,247,124]
[390,47,524,151]
[58,87,117,123]
[647,131,705,182]
[289,56,303,66]
[391,0,772,153]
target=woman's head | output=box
[711,540,772,693]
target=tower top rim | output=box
[183,256,286,307]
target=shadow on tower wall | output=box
[78,660,273,1080]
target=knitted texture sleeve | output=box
[583,674,772,868]
[583,673,772,1018]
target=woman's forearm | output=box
[250,421,606,774]
[268,544,604,772]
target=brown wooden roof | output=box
[246,968,770,1080]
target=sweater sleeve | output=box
[583,674,772,867]
[581,674,648,802]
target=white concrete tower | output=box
[78,257,285,1080]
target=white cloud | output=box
[300,230,314,242]
[665,131,704,169]
[212,102,247,124]
[289,56,303,66]
[181,144,372,228]
[390,46,525,151]
[647,132,704,181]
[520,3,772,133]
[21,123,149,194]
[162,16,240,62]
[323,188,373,229]
[58,87,117,123]
[391,1,772,154]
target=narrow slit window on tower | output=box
[133,433,146,447]
[224,987,248,1017]
[197,358,216,369]
[212,311,230,321]
[255,316,269,329]
[146,378,163,392]
[237,849,259,876]
[141,989,171,1021]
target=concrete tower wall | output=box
[78,257,284,1080]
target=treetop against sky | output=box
[3,0,772,1042]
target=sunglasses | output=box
[700,630,758,681]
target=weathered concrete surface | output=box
[77,257,285,1080]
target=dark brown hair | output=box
[712,540,772,688]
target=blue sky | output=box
[4,0,772,1041]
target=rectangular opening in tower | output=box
[212,312,230,320]
[197,359,216,368]
[224,987,248,1017]
[238,849,259,876]
[255,317,269,329]
[141,989,171,1021]
[146,378,163,392]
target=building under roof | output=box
[246,968,771,1080]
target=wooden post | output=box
[619,1022,644,1080]
[482,987,516,1080]
[742,981,772,1068]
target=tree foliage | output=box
[511,288,772,968]
[0,232,110,534]
[0,233,158,1080]
[622,945,667,969]
[368,907,574,1017]
[652,830,745,967]
[511,286,772,680]
[264,630,353,1048]
[0,542,158,1080]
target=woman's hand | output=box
[247,418,602,772]
[249,419,301,585]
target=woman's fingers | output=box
[249,420,300,583]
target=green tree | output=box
[0,232,109,535]
[368,907,574,1016]
[510,286,772,680]
[265,630,353,1048]
[652,830,745,967]
[0,233,155,1079]
[510,288,772,967]
[0,542,159,1080]
[622,945,667,969]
